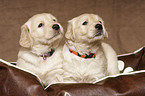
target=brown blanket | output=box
[0,47,145,96]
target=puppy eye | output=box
[38,23,44,28]
[53,19,56,22]
[82,21,88,25]
[99,21,102,23]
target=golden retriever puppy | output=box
[63,13,119,83]
[17,13,64,86]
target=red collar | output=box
[40,49,55,60]
[69,49,95,59]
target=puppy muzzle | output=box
[94,24,103,36]
[95,31,103,36]
[52,24,60,30]
[95,24,103,30]
[52,24,63,34]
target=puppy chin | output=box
[48,33,63,43]
[38,32,62,45]
[88,34,105,43]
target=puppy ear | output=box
[103,25,108,38]
[65,20,75,41]
[104,31,108,38]
[101,20,108,39]
[19,24,33,48]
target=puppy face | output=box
[65,14,108,43]
[20,13,63,48]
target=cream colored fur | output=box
[17,13,64,86]
[63,13,119,83]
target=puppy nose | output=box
[95,24,103,30]
[52,24,60,30]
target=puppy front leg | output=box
[101,42,120,75]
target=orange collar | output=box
[69,49,95,59]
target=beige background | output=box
[0,0,144,62]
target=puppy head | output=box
[65,13,108,43]
[20,13,63,48]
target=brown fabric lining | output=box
[0,47,145,96]
[0,62,47,96]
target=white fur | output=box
[63,14,119,83]
[17,13,64,86]
[118,60,125,71]
[123,67,134,73]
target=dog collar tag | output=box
[40,49,55,60]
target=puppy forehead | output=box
[71,14,102,23]
[81,14,100,19]
[28,13,56,23]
